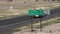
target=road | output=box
[0,7,60,30]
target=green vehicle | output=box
[28,9,44,18]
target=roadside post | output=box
[28,8,44,32]
[29,9,35,32]
[39,9,44,32]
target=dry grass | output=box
[0,2,60,20]
[10,17,60,32]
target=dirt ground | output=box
[0,1,60,20]
[0,22,60,34]
[13,23,60,34]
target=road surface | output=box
[0,7,60,30]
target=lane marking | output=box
[0,19,38,28]
[0,13,60,29]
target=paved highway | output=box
[0,7,60,30]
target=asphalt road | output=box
[0,7,60,29]
[0,15,31,27]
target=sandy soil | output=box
[0,22,60,34]
[12,23,60,34]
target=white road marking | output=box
[0,13,60,28]
[0,20,31,28]
[0,19,38,28]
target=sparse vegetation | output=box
[11,17,60,32]
[0,3,60,20]
[35,17,60,29]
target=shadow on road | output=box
[0,7,60,34]
[0,19,40,34]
